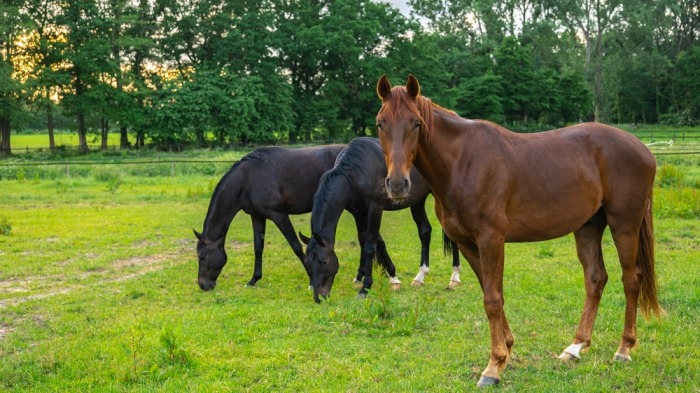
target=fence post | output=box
[65,161,70,178]
[171,161,175,177]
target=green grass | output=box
[1,149,699,391]
[10,131,126,153]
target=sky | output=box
[379,0,411,16]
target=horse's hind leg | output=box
[409,199,432,286]
[608,216,645,362]
[448,235,462,287]
[560,211,608,361]
[248,215,266,286]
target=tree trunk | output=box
[78,113,88,153]
[119,126,129,148]
[101,117,109,150]
[48,109,56,151]
[46,87,56,151]
[0,117,11,156]
[592,36,603,122]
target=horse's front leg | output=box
[458,240,514,357]
[359,206,396,297]
[474,233,510,387]
[350,210,368,285]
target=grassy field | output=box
[1,146,699,392]
[7,124,700,154]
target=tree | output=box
[547,0,623,122]
[22,0,68,151]
[57,0,115,152]
[0,0,27,156]
[671,46,700,124]
[493,36,540,124]
[456,70,504,122]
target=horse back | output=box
[444,122,655,242]
[240,145,346,214]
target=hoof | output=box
[353,279,363,288]
[476,376,500,388]
[356,292,367,300]
[613,352,632,363]
[558,351,580,362]
[411,280,424,287]
[449,280,461,287]
[391,283,401,291]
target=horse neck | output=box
[311,173,352,244]
[201,171,243,243]
[414,109,470,193]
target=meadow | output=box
[1,138,700,392]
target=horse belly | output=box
[505,182,602,242]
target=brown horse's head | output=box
[375,74,427,200]
[194,230,227,291]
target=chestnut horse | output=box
[375,75,662,387]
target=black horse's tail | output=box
[443,231,461,268]
[443,231,453,257]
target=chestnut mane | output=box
[378,86,458,137]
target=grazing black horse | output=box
[301,137,461,303]
[194,144,345,290]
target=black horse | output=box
[301,137,461,303]
[194,144,346,290]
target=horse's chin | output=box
[388,192,409,202]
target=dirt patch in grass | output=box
[0,249,188,311]
[0,323,9,341]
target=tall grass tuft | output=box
[657,164,686,188]
[158,327,191,367]
[0,216,11,236]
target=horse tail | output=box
[637,195,664,320]
[443,231,453,257]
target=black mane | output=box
[311,138,381,239]
[202,149,268,234]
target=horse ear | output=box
[312,232,326,247]
[377,74,392,101]
[299,232,310,245]
[193,229,204,241]
[406,74,420,99]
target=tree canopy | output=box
[1,0,698,153]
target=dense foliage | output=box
[1,0,699,152]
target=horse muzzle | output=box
[198,278,217,291]
[385,176,411,200]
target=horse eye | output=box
[376,122,382,129]
[413,121,421,130]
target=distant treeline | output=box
[1,0,699,155]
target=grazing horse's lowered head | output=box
[300,232,338,303]
[194,230,227,291]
